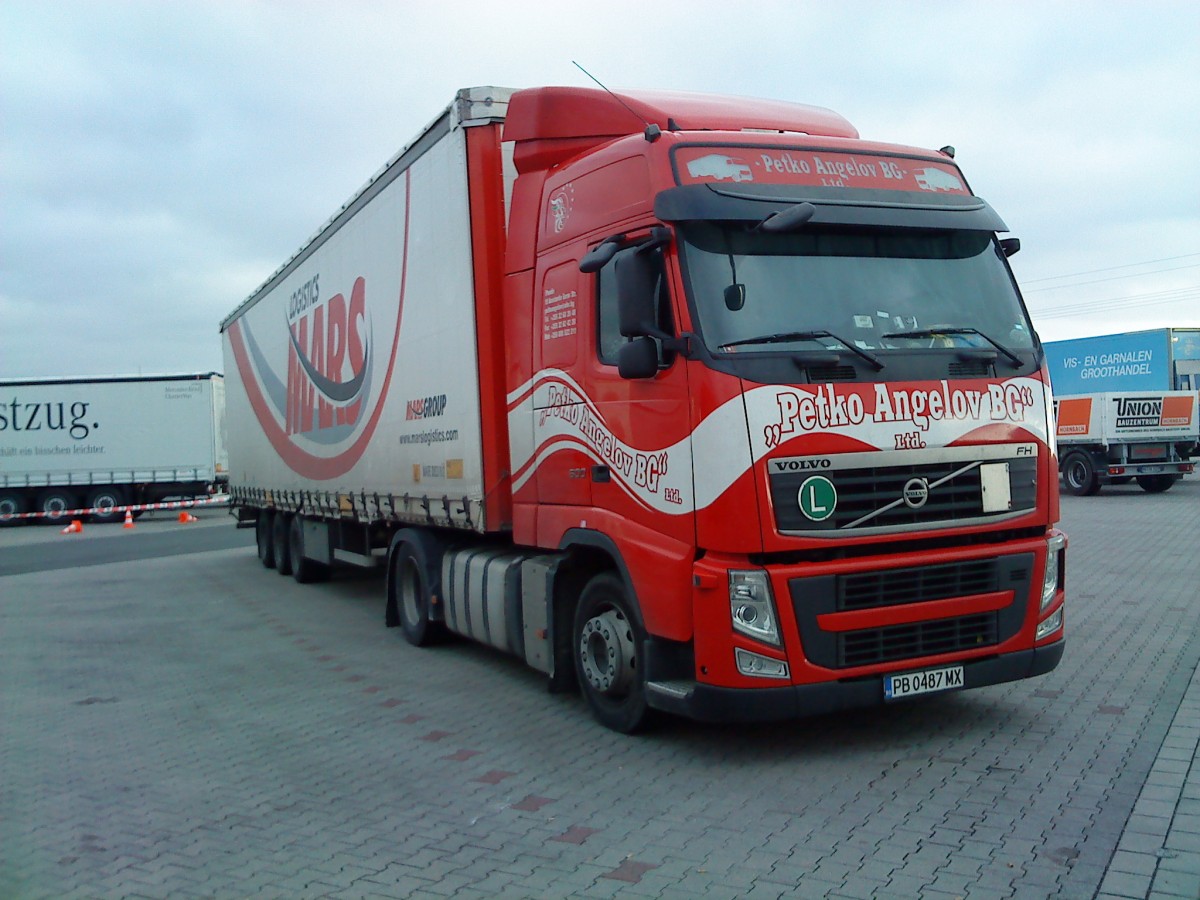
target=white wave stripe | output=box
[508,372,1051,515]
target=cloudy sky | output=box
[2,0,1197,378]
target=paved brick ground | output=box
[1,477,1198,898]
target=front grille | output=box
[789,552,1033,669]
[838,613,999,667]
[769,453,1038,534]
[841,559,997,611]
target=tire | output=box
[272,512,293,576]
[289,515,329,584]
[1137,474,1177,494]
[388,535,446,646]
[86,486,126,524]
[573,572,651,734]
[256,511,276,569]
[1062,453,1100,496]
[0,491,25,527]
[37,488,78,525]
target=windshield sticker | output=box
[675,146,968,194]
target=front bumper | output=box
[645,639,1064,723]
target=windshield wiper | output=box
[880,327,1023,369]
[719,330,883,370]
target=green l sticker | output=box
[798,475,837,522]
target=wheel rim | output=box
[1066,460,1086,489]
[92,493,119,517]
[578,608,636,696]
[400,558,423,626]
[44,495,71,518]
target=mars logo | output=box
[225,166,413,481]
[285,276,371,435]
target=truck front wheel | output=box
[1062,453,1100,496]
[256,511,276,568]
[1136,474,1177,493]
[272,513,293,576]
[573,572,651,734]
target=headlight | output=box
[729,570,781,646]
[1041,533,1065,611]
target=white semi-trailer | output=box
[0,373,227,524]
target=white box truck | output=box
[1055,391,1198,494]
[0,373,227,523]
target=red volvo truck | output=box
[220,86,1066,732]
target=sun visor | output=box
[654,184,1009,232]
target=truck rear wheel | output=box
[573,572,651,734]
[272,513,293,576]
[0,491,25,526]
[388,536,446,646]
[1136,474,1177,493]
[87,487,126,524]
[289,515,329,584]
[37,488,77,525]
[256,511,276,568]
[1062,453,1100,496]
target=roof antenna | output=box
[572,60,661,142]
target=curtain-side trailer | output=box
[0,373,227,524]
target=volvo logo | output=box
[902,477,930,509]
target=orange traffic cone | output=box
[60,519,83,534]
[178,511,198,523]
[123,509,135,529]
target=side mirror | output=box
[1000,237,1021,258]
[615,247,661,337]
[618,337,659,379]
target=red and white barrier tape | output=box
[4,494,230,522]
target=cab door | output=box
[582,236,694,549]
[531,255,591,507]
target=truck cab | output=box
[501,87,1064,729]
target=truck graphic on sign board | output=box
[686,153,754,182]
[914,167,963,192]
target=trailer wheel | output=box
[289,515,329,584]
[256,511,276,568]
[388,537,446,646]
[37,488,77,525]
[1062,453,1100,496]
[272,512,293,576]
[0,491,25,527]
[86,487,126,524]
[573,572,651,734]
[1136,474,1177,493]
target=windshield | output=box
[678,223,1035,357]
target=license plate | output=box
[884,665,964,700]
